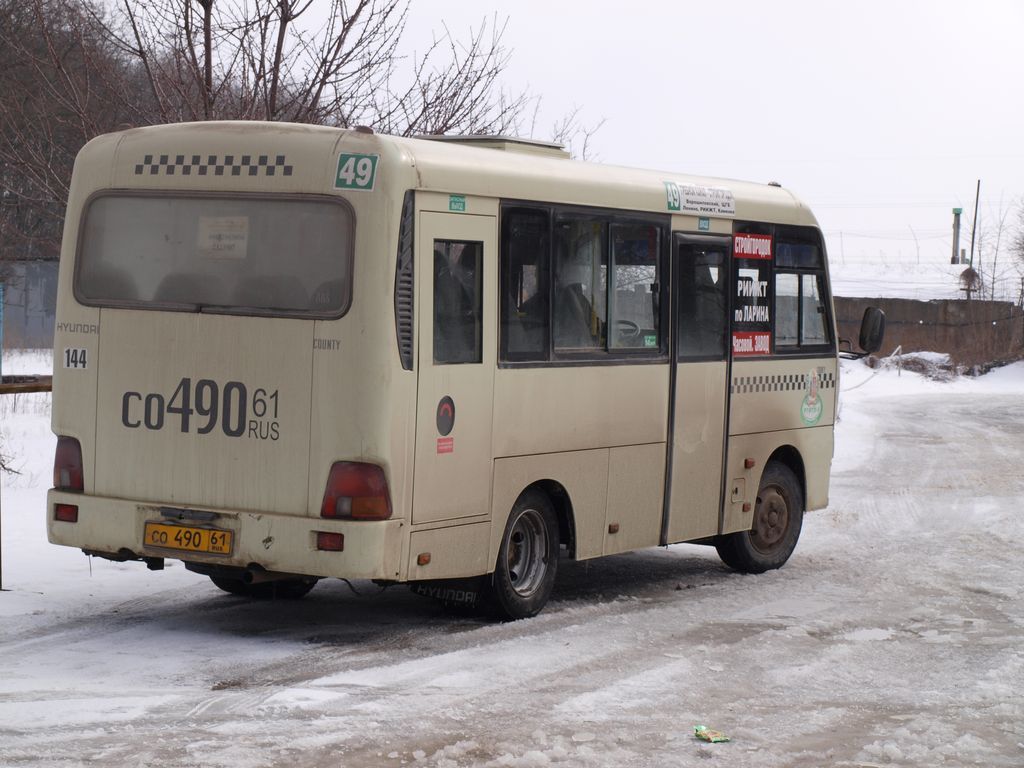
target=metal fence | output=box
[1,261,58,350]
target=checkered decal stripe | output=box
[731,372,836,394]
[133,154,293,177]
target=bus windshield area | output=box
[75,193,353,317]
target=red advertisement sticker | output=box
[732,331,771,356]
[436,437,454,454]
[733,233,772,260]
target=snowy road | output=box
[1,355,1023,767]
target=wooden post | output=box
[1,281,4,591]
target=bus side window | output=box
[553,217,605,352]
[775,272,799,347]
[774,226,833,352]
[433,240,483,364]
[677,246,727,360]
[775,271,828,348]
[501,208,550,361]
[610,223,659,350]
[801,275,828,344]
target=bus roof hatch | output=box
[417,134,570,159]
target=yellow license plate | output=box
[144,522,233,555]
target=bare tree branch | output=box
[550,105,606,161]
[0,0,601,264]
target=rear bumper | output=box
[46,490,405,580]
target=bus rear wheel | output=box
[485,490,559,621]
[210,575,319,600]
[715,461,803,574]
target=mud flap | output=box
[410,576,486,608]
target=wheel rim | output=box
[750,484,790,554]
[504,507,549,598]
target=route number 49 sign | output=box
[335,153,379,191]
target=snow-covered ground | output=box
[1,349,1022,767]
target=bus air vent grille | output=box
[395,191,415,370]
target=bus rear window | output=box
[75,193,353,317]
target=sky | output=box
[401,0,1024,271]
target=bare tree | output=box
[1010,199,1024,274]
[0,443,14,475]
[0,0,605,405]
[0,0,132,261]
[373,16,529,137]
[0,0,572,265]
[548,105,606,161]
[101,1,532,134]
[107,0,405,124]
[981,196,1011,301]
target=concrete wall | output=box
[835,296,1024,366]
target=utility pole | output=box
[969,179,981,269]
[951,208,962,264]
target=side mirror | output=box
[858,307,885,355]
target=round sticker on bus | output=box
[436,396,455,436]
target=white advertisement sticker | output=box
[197,216,249,259]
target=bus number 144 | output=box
[63,348,88,369]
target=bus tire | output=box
[210,575,318,600]
[485,489,559,621]
[715,461,803,574]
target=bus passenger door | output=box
[664,234,731,542]
[412,211,497,524]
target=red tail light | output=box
[53,436,84,492]
[316,532,345,551]
[320,462,392,520]
[55,504,79,523]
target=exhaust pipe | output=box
[242,565,305,585]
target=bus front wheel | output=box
[715,461,803,573]
[486,490,559,621]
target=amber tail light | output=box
[320,462,392,520]
[53,436,84,492]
